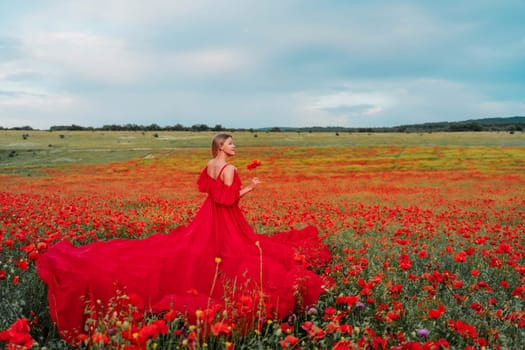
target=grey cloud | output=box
[0,36,23,61]
[319,104,378,115]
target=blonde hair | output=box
[211,133,232,157]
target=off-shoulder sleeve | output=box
[211,172,241,205]
[197,168,209,193]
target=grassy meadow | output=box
[2,130,525,169]
[1,130,525,349]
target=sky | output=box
[1,1,524,129]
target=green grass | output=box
[1,130,524,171]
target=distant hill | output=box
[393,116,525,132]
[461,116,525,124]
[257,116,525,133]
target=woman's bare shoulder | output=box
[223,164,237,173]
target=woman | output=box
[37,133,331,343]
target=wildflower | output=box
[4,239,14,249]
[416,328,429,339]
[153,320,168,335]
[195,309,203,319]
[247,160,262,171]
[511,284,525,299]
[0,318,35,349]
[301,321,313,332]
[470,302,483,315]
[489,256,502,268]
[310,327,325,339]
[280,323,294,334]
[138,324,161,342]
[388,283,403,297]
[306,306,318,315]
[279,335,299,348]
[15,259,29,271]
[372,337,387,349]
[452,280,464,289]
[496,243,512,253]
[336,295,360,308]
[211,321,232,337]
[428,304,446,319]
[91,332,109,345]
[447,319,479,339]
[286,314,296,325]
[398,254,412,270]
[452,292,467,304]
[76,333,88,343]
[163,309,177,322]
[358,279,375,295]
[454,251,467,263]
[333,339,351,350]
[408,273,419,281]
[386,311,401,322]
[434,339,450,348]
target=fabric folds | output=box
[37,166,331,343]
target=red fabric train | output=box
[37,164,332,343]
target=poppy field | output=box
[1,131,525,349]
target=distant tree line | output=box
[1,116,523,132]
[46,123,228,132]
[394,117,524,133]
[0,123,228,132]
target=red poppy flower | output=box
[279,335,299,348]
[211,321,232,337]
[163,309,177,322]
[428,304,446,319]
[91,332,109,345]
[247,160,262,171]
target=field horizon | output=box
[2,130,524,171]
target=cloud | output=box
[0,1,524,129]
[308,91,393,113]
[0,89,73,107]
[0,88,78,129]
[61,1,215,26]
[173,49,251,75]
[20,31,147,85]
[290,77,525,128]
[0,36,24,62]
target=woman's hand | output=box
[249,177,261,189]
[240,177,261,197]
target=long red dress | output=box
[37,165,331,343]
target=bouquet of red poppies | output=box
[247,159,262,173]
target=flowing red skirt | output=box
[37,171,332,343]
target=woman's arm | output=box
[240,177,260,197]
[222,165,260,197]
